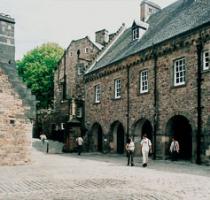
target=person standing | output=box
[125,137,135,166]
[140,134,152,167]
[170,137,179,161]
[40,133,47,144]
[76,136,84,155]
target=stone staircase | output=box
[0,62,36,119]
[32,138,64,154]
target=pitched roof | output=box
[86,0,210,74]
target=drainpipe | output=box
[153,46,158,160]
[126,65,130,139]
[196,38,203,165]
[63,50,67,100]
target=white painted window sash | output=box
[95,84,101,103]
[174,58,186,86]
[140,70,148,93]
[203,50,209,70]
[114,79,121,98]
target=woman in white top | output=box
[140,134,152,167]
[125,137,135,166]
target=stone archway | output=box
[90,123,103,152]
[110,121,125,154]
[166,115,192,160]
[132,118,153,155]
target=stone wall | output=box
[0,14,35,165]
[0,68,32,165]
[43,37,100,140]
[85,25,210,164]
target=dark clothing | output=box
[127,150,134,166]
[171,151,178,161]
[78,145,83,155]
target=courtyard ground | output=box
[0,146,210,200]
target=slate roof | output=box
[86,0,210,74]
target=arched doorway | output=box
[166,115,192,160]
[132,118,153,155]
[91,123,103,152]
[133,119,153,140]
[110,121,125,154]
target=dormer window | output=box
[132,20,149,41]
[133,28,140,40]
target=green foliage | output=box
[17,43,64,109]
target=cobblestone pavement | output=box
[0,149,210,200]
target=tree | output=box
[17,43,64,109]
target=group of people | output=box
[126,134,152,167]
[126,134,180,167]
[70,134,180,166]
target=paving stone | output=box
[0,147,210,200]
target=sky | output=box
[1,0,177,60]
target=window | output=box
[77,63,84,75]
[203,50,209,70]
[114,79,121,99]
[84,47,89,53]
[95,84,101,103]
[132,28,139,40]
[149,8,153,13]
[174,58,186,86]
[140,70,148,93]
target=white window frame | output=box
[132,28,139,40]
[95,84,101,103]
[174,58,186,86]
[114,79,121,99]
[203,50,209,70]
[140,70,149,93]
[84,47,89,53]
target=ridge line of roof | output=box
[85,23,126,75]
[86,20,210,75]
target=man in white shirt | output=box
[76,136,84,155]
[170,137,179,161]
[140,134,152,167]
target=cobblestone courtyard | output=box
[0,148,210,200]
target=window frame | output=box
[95,84,101,103]
[140,69,149,94]
[114,79,121,99]
[203,50,209,71]
[132,28,139,40]
[173,57,186,87]
[84,47,89,53]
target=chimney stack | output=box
[95,29,109,46]
[140,0,161,22]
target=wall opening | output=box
[166,115,192,160]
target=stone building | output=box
[0,14,36,165]
[46,35,106,151]
[84,0,210,164]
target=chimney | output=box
[140,0,161,22]
[95,29,109,46]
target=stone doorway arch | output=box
[110,121,125,154]
[90,123,103,152]
[165,115,192,160]
[132,118,153,155]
